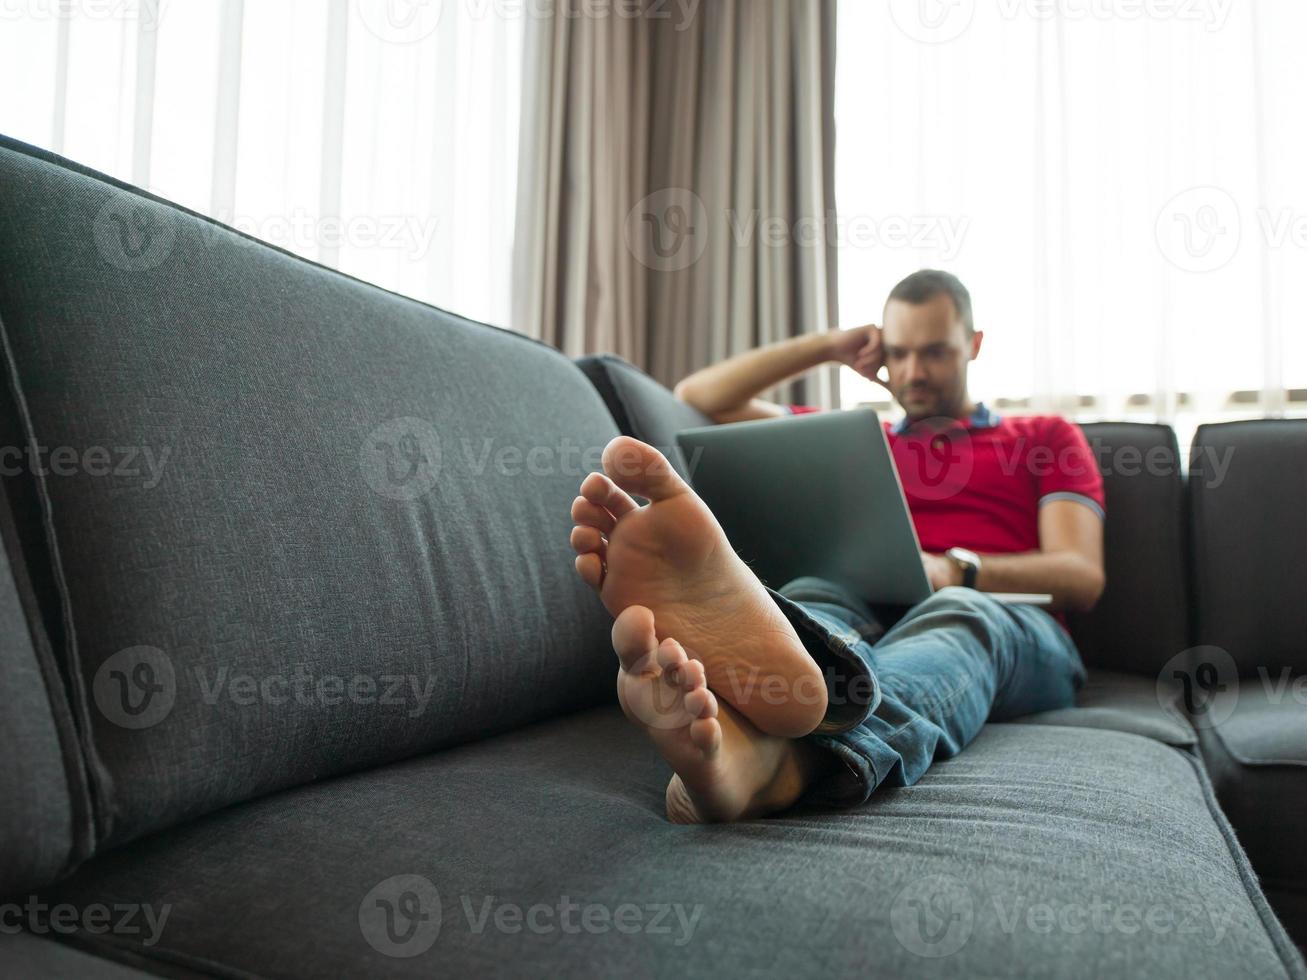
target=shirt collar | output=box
[890,401,1002,436]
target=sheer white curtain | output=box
[835,1,1307,442]
[0,0,522,328]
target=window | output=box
[834,1,1307,445]
[0,0,522,327]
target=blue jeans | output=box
[767,578,1087,806]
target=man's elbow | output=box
[1067,564,1106,613]
[674,379,732,422]
[672,378,699,407]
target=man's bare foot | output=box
[611,605,813,823]
[570,436,828,738]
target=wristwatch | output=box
[945,547,982,589]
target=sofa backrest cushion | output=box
[1065,422,1191,675]
[0,135,618,849]
[1189,419,1307,677]
[575,355,712,480]
[0,485,88,896]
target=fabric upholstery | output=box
[0,499,78,895]
[575,354,712,479]
[1188,420,1307,944]
[0,933,171,980]
[0,135,620,849]
[1190,419,1307,677]
[1065,422,1190,676]
[1013,669,1195,747]
[39,708,1304,978]
[1196,682,1307,944]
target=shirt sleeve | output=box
[1036,417,1106,519]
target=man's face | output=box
[881,293,981,421]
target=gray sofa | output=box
[0,133,1303,978]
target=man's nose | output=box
[904,354,928,382]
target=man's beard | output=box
[898,384,962,421]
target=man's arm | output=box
[922,500,1106,612]
[674,327,884,423]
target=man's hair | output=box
[886,269,974,335]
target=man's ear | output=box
[970,330,984,360]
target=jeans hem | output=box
[765,586,880,735]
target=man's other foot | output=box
[570,436,828,738]
[611,605,812,823]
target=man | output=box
[569,270,1105,823]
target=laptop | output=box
[675,408,1051,608]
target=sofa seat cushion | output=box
[1013,669,1196,747]
[38,709,1304,978]
[1196,681,1307,943]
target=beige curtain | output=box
[513,0,840,407]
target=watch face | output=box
[949,548,979,568]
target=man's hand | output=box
[828,324,888,388]
[921,552,962,592]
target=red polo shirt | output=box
[787,403,1105,556]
